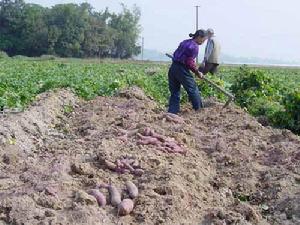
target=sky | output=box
[26,0,300,62]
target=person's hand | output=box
[198,71,204,79]
[196,70,204,79]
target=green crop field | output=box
[0,58,169,108]
[0,57,299,134]
[220,66,300,89]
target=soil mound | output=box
[0,88,299,225]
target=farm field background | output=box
[0,57,299,134]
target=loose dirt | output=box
[0,87,299,225]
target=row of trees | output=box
[0,0,141,58]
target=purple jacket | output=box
[173,39,199,73]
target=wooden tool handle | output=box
[202,77,235,99]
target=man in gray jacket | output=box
[199,28,221,75]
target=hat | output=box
[207,28,214,35]
[189,29,207,38]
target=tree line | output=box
[0,0,141,58]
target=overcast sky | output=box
[26,0,300,62]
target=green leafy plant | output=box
[281,90,300,133]
[0,51,9,58]
[230,66,300,134]
[230,66,277,107]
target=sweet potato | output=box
[104,160,117,170]
[120,158,136,165]
[125,181,138,199]
[45,186,58,197]
[88,189,106,207]
[163,113,184,124]
[108,185,121,206]
[97,183,109,189]
[138,130,186,154]
[118,199,134,216]
[137,134,160,145]
[123,161,135,172]
[116,159,123,168]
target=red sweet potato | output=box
[108,185,121,206]
[104,160,117,170]
[118,199,134,216]
[88,189,107,207]
[125,181,138,199]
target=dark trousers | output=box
[199,62,219,75]
[168,62,203,114]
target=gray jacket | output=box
[204,37,221,64]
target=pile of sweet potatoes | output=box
[103,156,144,176]
[88,181,138,216]
[137,127,187,154]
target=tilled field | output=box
[0,87,299,225]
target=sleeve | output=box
[185,57,198,73]
[184,43,199,73]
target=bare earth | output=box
[0,87,299,225]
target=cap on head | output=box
[189,29,207,38]
[207,28,214,35]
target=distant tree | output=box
[46,3,90,57]
[82,8,114,57]
[0,0,26,55]
[21,4,48,56]
[109,4,141,58]
[0,0,48,56]
[0,1,141,58]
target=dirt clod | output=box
[74,190,97,206]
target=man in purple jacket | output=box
[168,29,207,114]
